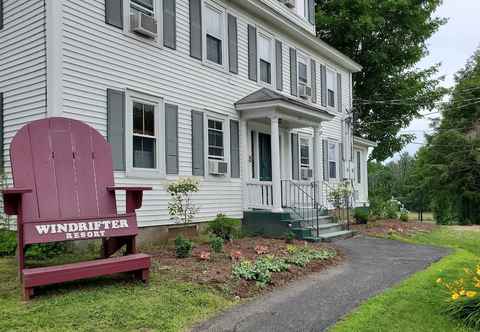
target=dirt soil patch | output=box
[146,237,343,299]
[352,220,437,238]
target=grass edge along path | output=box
[331,227,480,332]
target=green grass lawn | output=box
[331,227,480,332]
[0,257,233,332]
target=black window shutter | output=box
[0,0,3,30]
[291,133,299,180]
[189,0,202,60]
[322,139,329,180]
[339,142,344,180]
[248,25,257,82]
[107,89,125,171]
[310,59,317,103]
[228,14,238,74]
[275,40,283,91]
[337,72,343,112]
[320,64,327,107]
[165,103,179,174]
[163,0,176,49]
[289,48,297,96]
[230,120,240,178]
[191,110,204,176]
[105,0,123,29]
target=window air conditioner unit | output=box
[298,83,312,99]
[301,168,313,180]
[279,0,295,8]
[130,13,157,38]
[208,159,228,175]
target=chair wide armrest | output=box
[106,186,152,192]
[106,186,152,213]
[2,188,32,216]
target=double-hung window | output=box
[204,3,224,66]
[126,90,164,177]
[296,0,307,19]
[300,138,310,169]
[258,33,273,84]
[327,68,336,107]
[328,142,337,179]
[208,119,224,160]
[130,0,154,16]
[132,101,157,169]
[298,55,309,86]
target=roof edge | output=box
[354,136,378,148]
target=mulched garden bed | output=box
[146,237,343,298]
[352,219,437,238]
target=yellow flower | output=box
[475,282,480,288]
[452,293,460,300]
[460,289,466,296]
[436,278,443,284]
[466,291,477,298]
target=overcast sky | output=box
[388,0,480,161]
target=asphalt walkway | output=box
[191,236,450,332]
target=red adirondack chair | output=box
[2,117,152,300]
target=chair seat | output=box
[23,253,151,288]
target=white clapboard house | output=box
[0,0,376,241]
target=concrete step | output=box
[308,223,343,235]
[318,230,355,242]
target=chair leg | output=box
[134,269,149,284]
[22,287,33,301]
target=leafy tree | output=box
[417,49,480,224]
[315,0,447,160]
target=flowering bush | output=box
[167,178,199,224]
[437,264,480,329]
[255,245,269,255]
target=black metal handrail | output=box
[281,180,321,237]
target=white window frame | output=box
[299,136,311,169]
[326,67,337,109]
[207,117,225,161]
[123,0,163,46]
[125,89,165,178]
[257,30,275,86]
[297,53,310,87]
[295,0,307,19]
[328,142,338,180]
[202,0,228,71]
[203,112,231,177]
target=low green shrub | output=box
[285,230,295,243]
[175,235,193,258]
[445,296,480,330]
[400,211,409,222]
[25,242,68,260]
[285,247,336,267]
[232,247,336,286]
[353,208,369,224]
[206,213,241,241]
[209,236,224,253]
[0,229,17,256]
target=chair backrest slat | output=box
[10,118,117,221]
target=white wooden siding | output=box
[55,0,357,226]
[0,0,47,188]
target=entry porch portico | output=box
[235,88,335,212]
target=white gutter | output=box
[354,136,378,148]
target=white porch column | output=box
[313,124,322,183]
[270,116,282,212]
[239,119,249,210]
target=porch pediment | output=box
[234,88,335,126]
